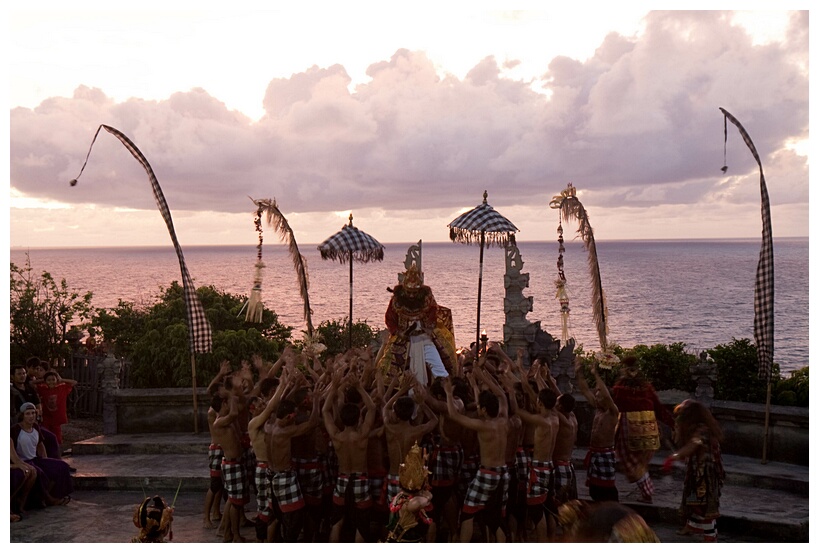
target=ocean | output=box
[10,238,809,375]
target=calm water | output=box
[10,238,809,374]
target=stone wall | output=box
[112,388,211,434]
[107,387,808,465]
[573,391,808,466]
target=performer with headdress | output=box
[132,495,174,543]
[384,442,433,543]
[378,263,456,385]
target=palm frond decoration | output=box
[550,184,610,353]
[252,197,315,336]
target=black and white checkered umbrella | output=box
[448,191,519,350]
[319,214,385,348]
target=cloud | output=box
[9,11,808,235]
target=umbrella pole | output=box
[349,256,354,350]
[475,230,485,351]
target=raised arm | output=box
[475,364,508,418]
[591,365,617,415]
[322,379,340,438]
[207,359,232,395]
[357,380,377,435]
[443,379,482,431]
[575,358,596,405]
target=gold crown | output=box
[403,264,424,289]
[398,441,429,491]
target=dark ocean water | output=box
[10,238,808,374]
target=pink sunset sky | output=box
[6,4,809,249]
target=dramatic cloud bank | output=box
[9,11,808,246]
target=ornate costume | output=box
[378,264,457,386]
[611,368,674,501]
[132,495,174,542]
[384,442,433,543]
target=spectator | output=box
[11,438,37,518]
[35,370,78,445]
[11,363,63,460]
[11,403,73,508]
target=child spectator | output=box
[35,371,77,446]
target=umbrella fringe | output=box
[320,249,385,263]
[449,227,513,247]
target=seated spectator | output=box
[11,403,73,508]
[11,438,37,517]
[12,362,62,459]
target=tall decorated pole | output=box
[71,124,213,433]
[720,107,775,463]
[550,183,617,368]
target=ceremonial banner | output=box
[71,125,213,353]
[720,108,774,380]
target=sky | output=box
[5,2,810,248]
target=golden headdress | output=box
[132,495,174,542]
[402,264,424,289]
[398,441,429,492]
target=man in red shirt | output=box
[35,371,77,445]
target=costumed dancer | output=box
[558,499,659,542]
[663,399,725,542]
[384,442,433,542]
[132,495,174,543]
[378,264,456,386]
[611,356,675,503]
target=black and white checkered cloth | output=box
[721,109,775,380]
[448,191,519,246]
[71,125,213,353]
[318,217,385,264]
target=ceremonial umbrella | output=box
[318,214,385,349]
[448,191,519,350]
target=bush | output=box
[574,342,696,392]
[774,366,808,407]
[10,256,94,366]
[93,281,291,388]
[707,338,780,404]
[313,318,381,358]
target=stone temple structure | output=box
[501,241,576,394]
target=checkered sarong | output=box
[333,472,372,509]
[384,473,401,506]
[526,459,553,505]
[551,460,577,505]
[458,452,480,498]
[584,447,617,488]
[267,468,305,513]
[462,465,509,515]
[255,462,273,521]
[429,444,463,487]
[221,458,249,506]
[293,457,324,506]
[515,445,533,489]
[208,444,223,478]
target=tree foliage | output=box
[10,257,94,366]
[92,281,291,388]
[707,338,781,404]
[312,318,381,358]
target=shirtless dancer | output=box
[323,373,377,542]
[383,375,438,507]
[504,373,559,543]
[212,393,247,542]
[444,363,509,543]
[266,374,321,542]
[576,360,620,502]
[204,395,225,529]
[247,376,289,542]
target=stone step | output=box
[72,432,210,456]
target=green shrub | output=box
[313,318,380,358]
[93,281,290,388]
[707,338,780,404]
[773,366,808,407]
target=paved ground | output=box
[8,428,812,544]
